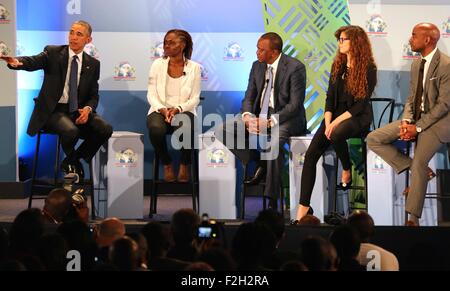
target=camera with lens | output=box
[197,213,220,240]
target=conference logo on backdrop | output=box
[114,61,136,81]
[0,41,11,56]
[0,3,11,23]
[200,64,209,81]
[365,14,387,37]
[223,42,244,61]
[442,17,450,38]
[114,148,138,168]
[206,148,229,167]
[84,43,99,59]
[402,43,420,59]
[150,41,164,60]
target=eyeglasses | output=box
[337,38,350,44]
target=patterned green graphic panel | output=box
[261,0,350,132]
[261,1,367,211]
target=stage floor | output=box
[0,196,265,224]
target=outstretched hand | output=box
[0,56,23,67]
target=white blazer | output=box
[146,57,201,115]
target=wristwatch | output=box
[416,126,422,133]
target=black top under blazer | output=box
[325,64,377,129]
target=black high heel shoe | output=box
[290,207,314,225]
[337,179,352,191]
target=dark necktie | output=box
[414,59,426,121]
[260,66,273,118]
[69,55,79,113]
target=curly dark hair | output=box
[331,25,376,100]
[164,29,193,60]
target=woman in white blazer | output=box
[146,29,201,182]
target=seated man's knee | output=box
[62,127,80,141]
[366,131,378,147]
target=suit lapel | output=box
[274,54,287,109]
[60,46,69,86]
[255,63,266,110]
[78,52,92,93]
[423,50,440,106]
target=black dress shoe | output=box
[290,219,300,225]
[290,207,314,225]
[61,157,76,175]
[244,166,266,185]
[72,159,85,181]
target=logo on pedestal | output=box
[294,153,306,168]
[371,155,386,173]
[0,3,11,24]
[207,148,228,167]
[115,148,138,167]
[0,41,11,56]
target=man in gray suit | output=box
[367,23,450,226]
[216,32,307,210]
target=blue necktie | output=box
[69,55,79,113]
[260,65,273,118]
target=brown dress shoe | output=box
[405,220,419,227]
[177,164,190,183]
[163,164,176,182]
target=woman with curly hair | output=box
[292,25,377,223]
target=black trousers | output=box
[299,118,366,206]
[147,111,195,165]
[44,105,113,162]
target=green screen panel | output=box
[261,0,350,132]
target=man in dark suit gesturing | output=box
[1,20,112,180]
[216,32,307,210]
[367,23,450,226]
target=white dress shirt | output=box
[420,47,438,111]
[59,48,83,104]
[242,53,282,126]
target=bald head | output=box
[96,218,126,247]
[43,188,72,223]
[415,23,440,44]
[410,22,440,56]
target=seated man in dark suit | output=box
[215,32,307,209]
[1,20,113,180]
